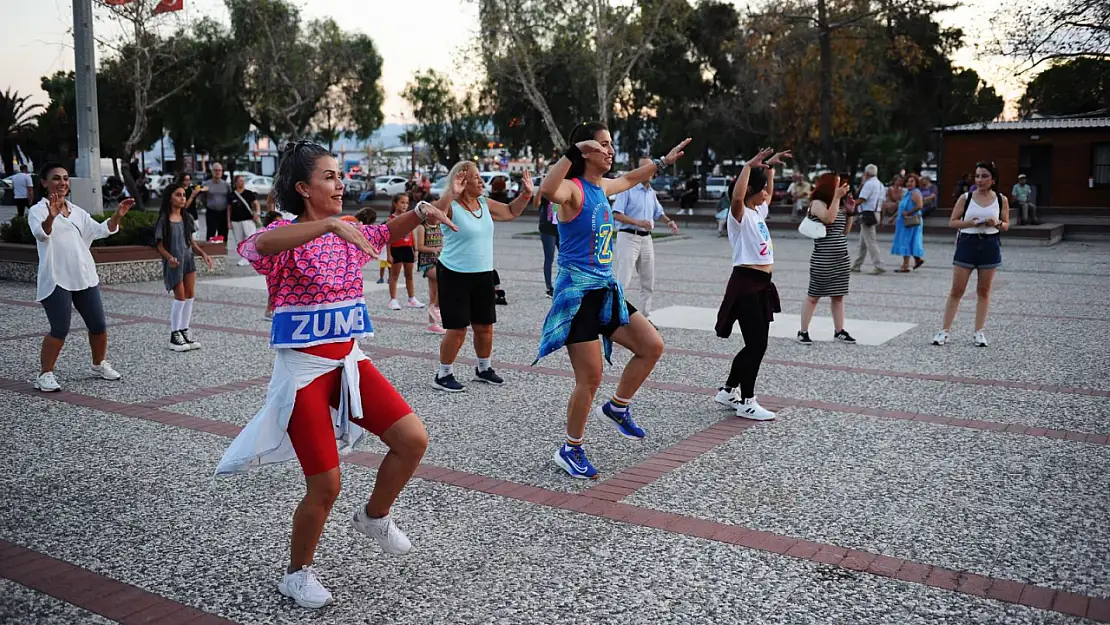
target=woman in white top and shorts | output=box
[713,148,788,421]
[933,161,1010,347]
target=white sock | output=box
[171,300,185,331]
[477,357,491,372]
[181,298,195,330]
[437,363,453,378]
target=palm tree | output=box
[0,89,43,173]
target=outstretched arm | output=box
[488,171,534,222]
[600,138,691,197]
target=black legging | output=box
[206,208,228,240]
[725,292,770,399]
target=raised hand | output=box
[576,140,605,155]
[520,170,534,196]
[47,193,65,217]
[746,148,775,169]
[834,182,850,199]
[329,218,376,255]
[767,150,793,166]
[117,198,135,217]
[450,171,467,197]
[664,138,692,166]
[424,205,458,232]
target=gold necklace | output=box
[460,198,483,218]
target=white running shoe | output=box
[278,566,334,609]
[932,329,950,346]
[737,397,776,421]
[91,361,121,381]
[34,372,61,392]
[351,507,412,555]
[713,387,741,409]
[389,299,402,311]
[973,330,989,347]
[237,258,249,267]
[407,297,425,308]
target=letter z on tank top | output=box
[557,178,615,278]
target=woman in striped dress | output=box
[798,173,856,345]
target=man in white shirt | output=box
[851,163,886,274]
[613,157,680,319]
[786,172,812,220]
[11,164,34,218]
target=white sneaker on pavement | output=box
[237,258,249,267]
[713,387,741,409]
[351,507,412,555]
[973,330,989,347]
[932,329,950,346]
[91,361,121,381]
[737,397,776,421]
[34,372,61,392]
[389,299,402,310]
[278,566,334,609]
[407,297,425,308]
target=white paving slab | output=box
[649,305,917,345]
[201,274,389,293]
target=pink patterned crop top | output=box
[238,219,391,349]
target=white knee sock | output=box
[171,300,185,331]
[181,298,195,330]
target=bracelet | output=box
[413,201,431,221]
[652,158,666,172]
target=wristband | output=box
[653,158,666,172]
[414,201,432,221]
[563,144,582,161]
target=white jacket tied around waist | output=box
[215,343,370,476]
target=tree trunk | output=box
[817,0,835,169]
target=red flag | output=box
[154,0,183,13]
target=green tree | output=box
[991,0,1109,70]
[1019,58,1110,116]
[0,89,42,173]
[402,70,489,169]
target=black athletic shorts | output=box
[436,262,496,329]
[566,288,637,345]
[390,246,415,264]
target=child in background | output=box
[386,193,424,310]
[155,183,213,351]
[414,220,444,334]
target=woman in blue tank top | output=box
[536,121,691,480]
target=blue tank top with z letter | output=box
[557,178,614,279]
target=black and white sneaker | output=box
[834,330,857,344]
[545,289,553,299]
[431,374,466,392]
[797,331,813,345]
[474,367,505,385]
[181,328,201,350]
[169,331,190,352]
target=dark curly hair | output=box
[274,140,332,216]
[564,122,610,180]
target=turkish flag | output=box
[154,0,183,13]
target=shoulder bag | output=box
[798,211,827,239]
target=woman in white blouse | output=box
[27,163,133,392]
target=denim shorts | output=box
[953,233,1002,269]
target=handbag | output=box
[903,212,922,227]
[798,215,826,239]
[860,210,878,227]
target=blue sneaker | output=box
[553,444,598,480]
[597,403,646,439]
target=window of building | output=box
[1094,143,1110,187]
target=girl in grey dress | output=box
[156,184,213,352]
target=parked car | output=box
[246,175,273,197]
[479,171,511,197]
[704,177,729,200]
[772,179,791,204]
[650,175,676,198]
[374,175,408,196]
[428,176,450,200]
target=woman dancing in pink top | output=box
[216,141,455,609]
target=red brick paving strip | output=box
[1,375,1107,622]
[0,539,236,624]
[86,290,1110,399]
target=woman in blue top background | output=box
[890,173,925,272]
[537,121,690,480]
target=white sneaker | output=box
[91,361,121,381]
[351,507,411,555]
[237,258,249,267]
[932,329,949,346]
[737,397,776,421]
[277,566,334,609]
[389,299,402,310]
[34,372,61,392]
[181,328,201,351]
[406,297,425,308]
[973,330,989,347]
[713,387,741,409]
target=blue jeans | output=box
[540,231,559,291]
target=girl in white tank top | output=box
[960,191,1001,235]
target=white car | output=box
[479,171,511,196]
[429,176,450,199]
[704,177,729,200]
[245,175,273,196]
[374,175,408,196]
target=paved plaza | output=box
[1,220,1108,624]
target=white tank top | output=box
[961,191,1001,235]
[727,202,774,266]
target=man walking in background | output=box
[851,163,886,274]
[613,157,680,321]
[12,164,34,218]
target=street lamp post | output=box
[72,0,103,212]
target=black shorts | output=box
[436,263,496,329]
[391,246,415,264]
[566,288,637,345]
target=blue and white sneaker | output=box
[596,403,646,439]
[553,443,599,480]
